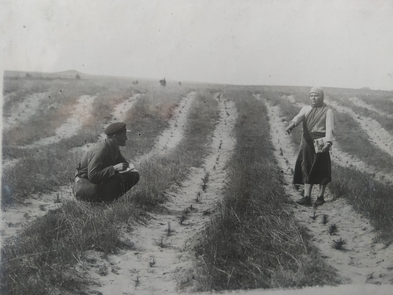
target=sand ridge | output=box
[282,95,393,185]
[3,92,49,130]
[82,93,238,294]
[22,94,98,148]
[324,97,393,158]
[260,94,393,285]
[2,92,393,294]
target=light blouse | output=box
[290,104,334,143]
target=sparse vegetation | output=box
[329,166,393,242]
[167,222,172,236]
[1,199,139,294]
[193,91,339,291]
[328,224,338,235]
[332,238,346,250]
[201,172,210,191]
[310,211,318,220]
[266,87,393,242]
[156,237,167,248]
[1,77,220,294]
[195,192,201,203]
[2,73,393,293]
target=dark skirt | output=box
[293,135,331,185]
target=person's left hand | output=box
[321,143,331,152]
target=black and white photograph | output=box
[1,1,393,294]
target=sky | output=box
[1,0,393,90]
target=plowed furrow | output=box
[22,95,97,148]
[324,97,393,158]
[3,92,48,130]
[281,95,393,184]
[263,96,393,285]
[349,97,393,119]
[135,91,196,164]
[84,95,237,295]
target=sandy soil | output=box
[2,92,49,130]
[282,95,393,185]
[259,95,393,286]
[23,94,97,148]
[0,185,73,248]
[96,93,142,148]
[195,284,393,295]
[1,92,50,168]
[0,93,138,246]
[135,91,196,165]
[349,97,393,119]
[1,95,97,246]
[324,97,393,158]
[79,94,238,295]
[2,92,393,295]
[112,94,141,122]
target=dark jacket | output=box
[75,138,128,184]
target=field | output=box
[1,71,393,294]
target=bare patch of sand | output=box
[195,284,392,295]
[23,95,97,148]
[0,95,97,245]
[3,91,392,294]
[112,93,141,122]
[349,97,393,119]
[3,92,49,130]
[262,95,393,285]
[0,186,74,248]
[0,92,192,251]
[81,94,238,294]
[281,95,393,184]
[135,91,196,165]
[324,97,393,158]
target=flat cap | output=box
[104,122,129,135]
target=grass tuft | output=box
[332,238,346,250]
[193,91,340,291]
[328,224,338,235]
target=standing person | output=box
[74,122,140,203]
[285,87,334,207]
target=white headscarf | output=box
[309,86,324,100]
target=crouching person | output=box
[74,122,140,203]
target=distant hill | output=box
[3,70,153,84]
[4,70,88,80]
[52,70,83,76]
[4,70,68,79]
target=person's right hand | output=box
[114,162,129,172]
[285,123,295,135]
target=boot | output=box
[314,196,325,207]
[296,196,311,206]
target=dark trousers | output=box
[74,171,140,203]
[97,171,140,202]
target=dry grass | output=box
[329,165,393,242]
[193,91,340,291]
[2,77,393,293]
[332,110,393,173]
[1,85,219,294]
[3,79,103,146]
[264,86,393,243]
[327,90,393,129]
[1,199,136,294]
[127,91,219,207]
[1,79,191,205]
